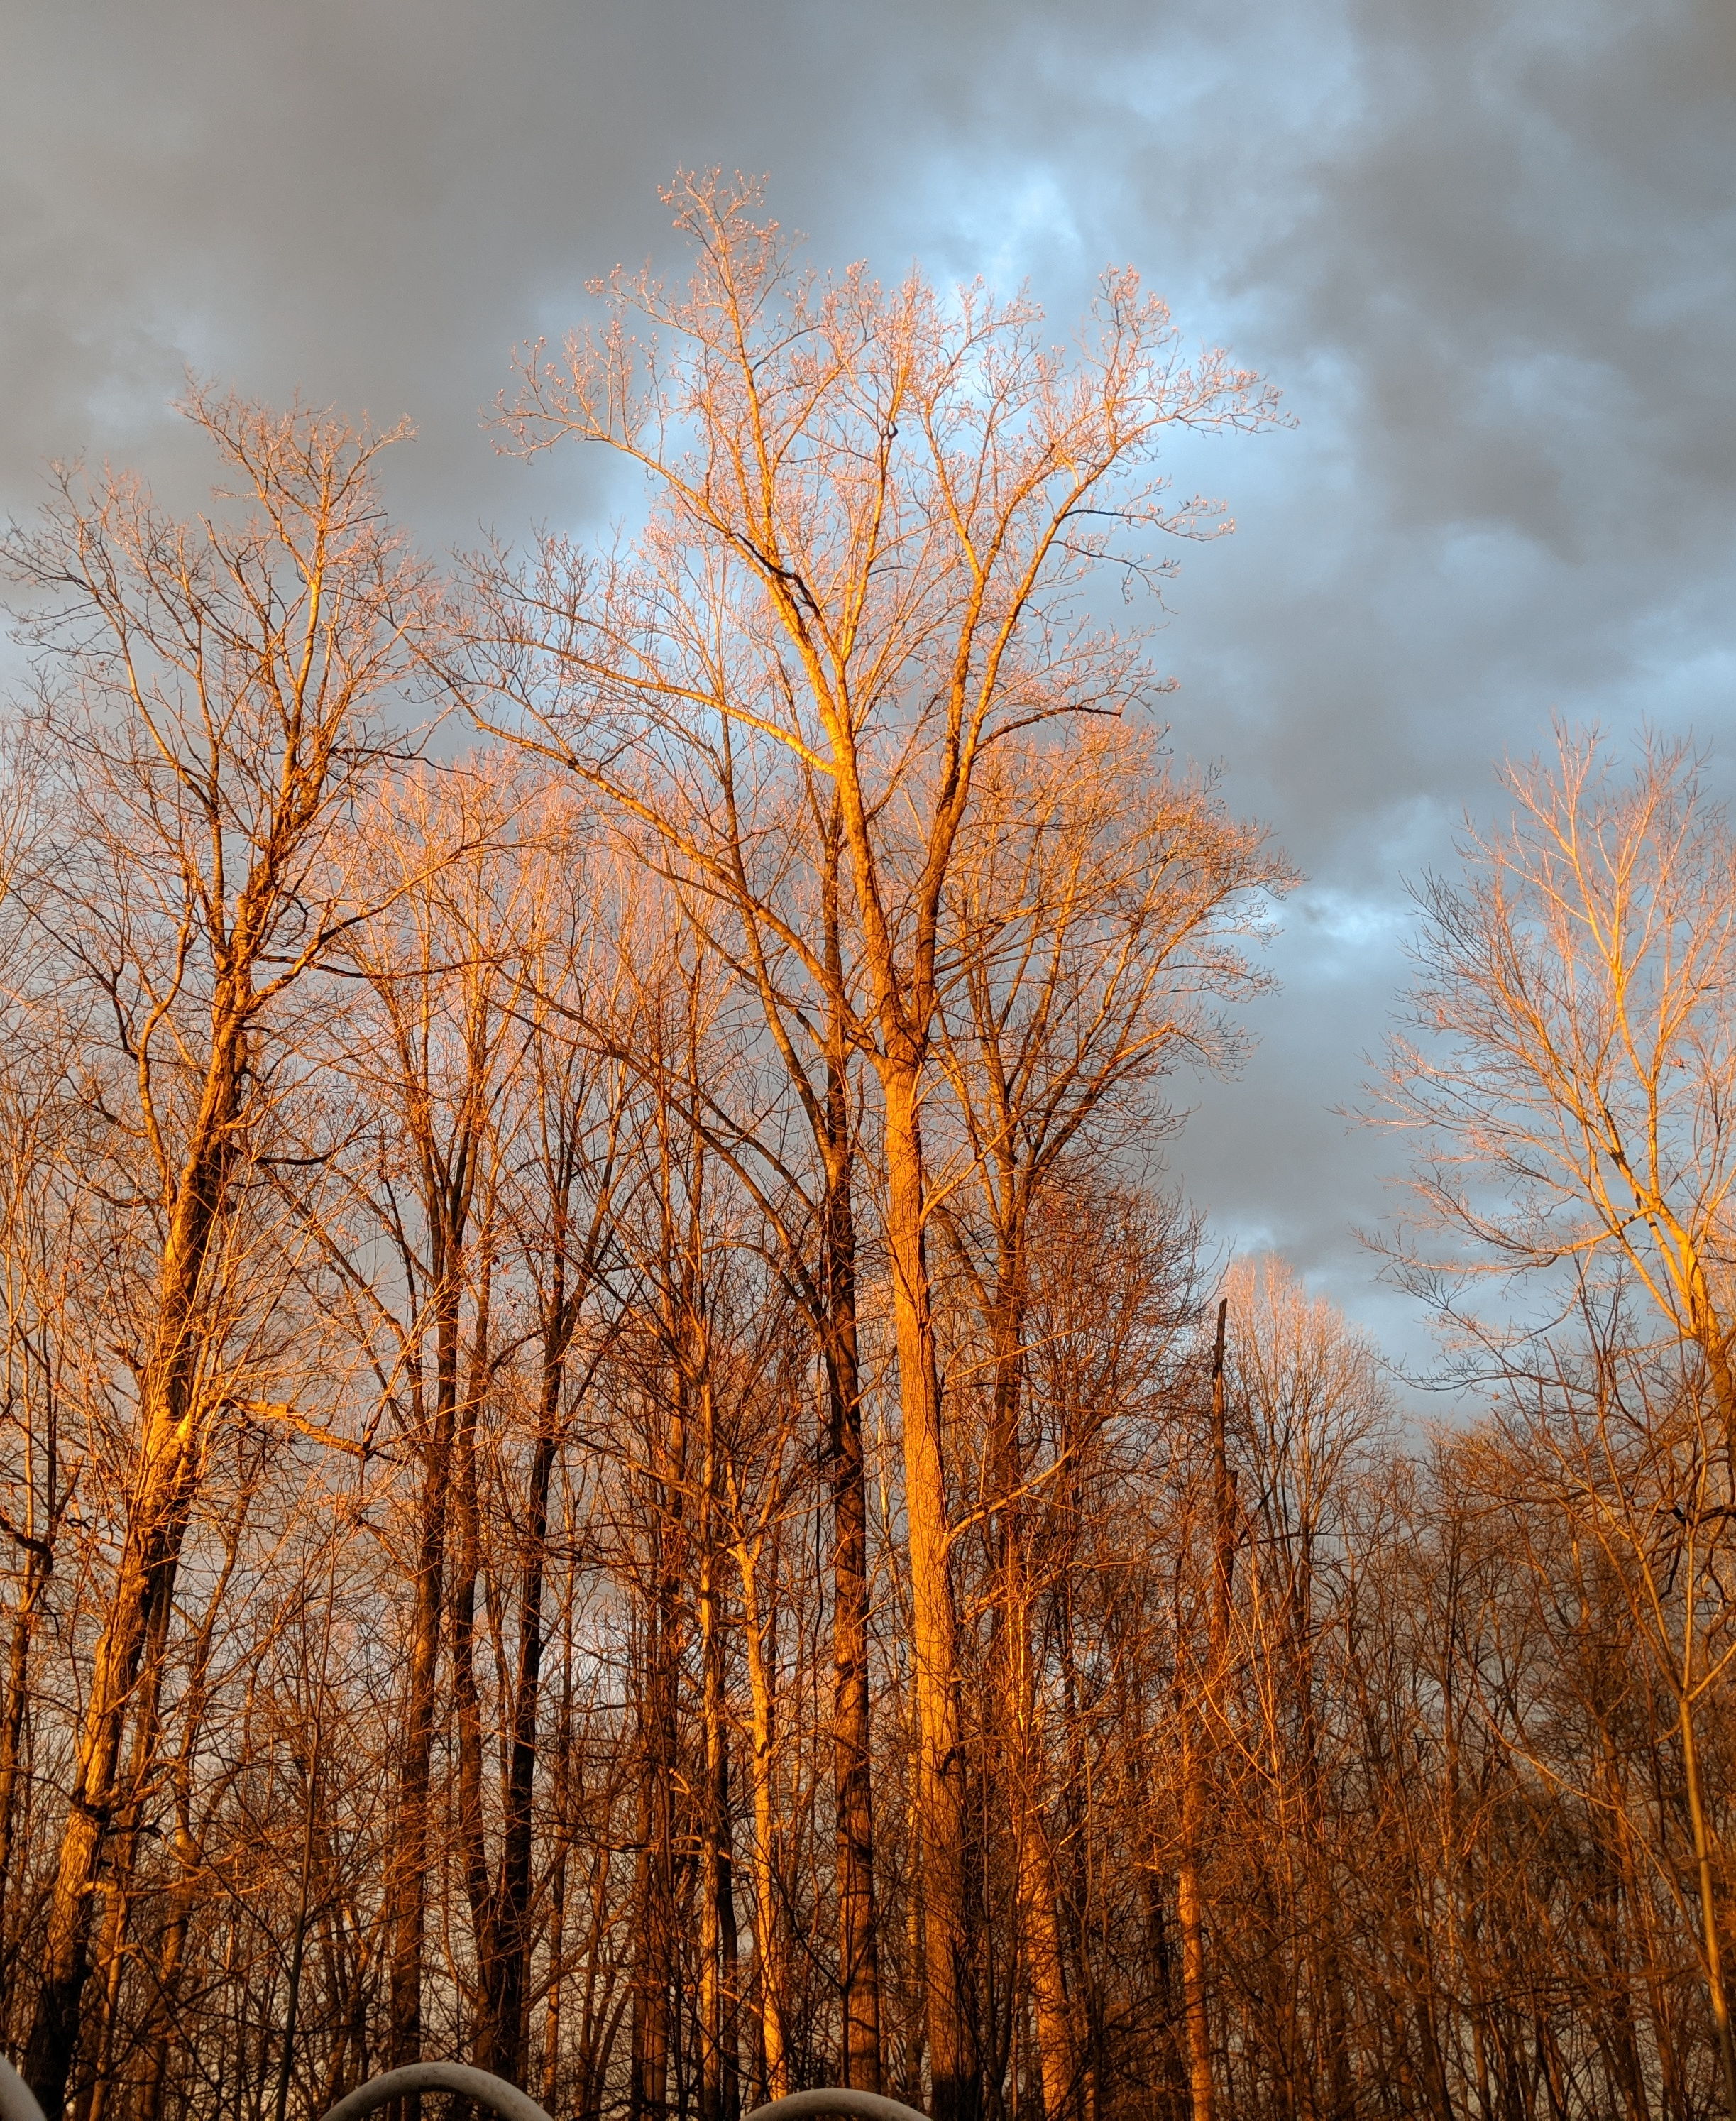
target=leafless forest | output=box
[3,180,1735,2121]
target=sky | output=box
[3,0,1733,1383]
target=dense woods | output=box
[2,181,1734,2121]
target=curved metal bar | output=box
[6,2050,926,2121]
[745,2092,931,2121]
[0,2058,45,2121]
[319,2063,554,2121]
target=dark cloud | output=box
[4,0,1732,1374]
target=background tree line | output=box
[1,177,1733,2121]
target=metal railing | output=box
[318,2063,563,2121]
[0,2047,930,2121]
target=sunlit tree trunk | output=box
[137,1819,198,2121]
[26,1033,245,2114]
[1174,1712,1214,2121]
[984,1254,1075,2121]
[1679,1656,1736,2121]
[1175,1305,1233,2121]
[385,1271,461,2088]
[881,1061,972,2121]
[735,1519,789,2102]
[699,1439,741,2121]
[487,182,1274,2121]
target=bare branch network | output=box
[0,177,1730,2121]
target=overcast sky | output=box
[4,0,1732,1380]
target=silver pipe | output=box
[745,2094,931,2121]
[1,2043,928,2121]
[318,2064,553,2121]
[0,2057,45,2121]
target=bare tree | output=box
[322,760,533,2090]
[1376,723,1736,2119]
[1378,724,1736,1429]
[483,173,1278,2117]
[3,390,442,2117]
[1463,1334,1736,2121]
[934,729,1288,2121]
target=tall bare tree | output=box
[1376,723,1736,2117]
[934,729,1288,2121]
[4,391,441,2116]
[483,173,1278,2117]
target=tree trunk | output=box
[493,1308,571,2086]
[630,1657,676,2121]
[0,1536,50,1970]
[23,1425,187,2112]
[541,1652,574,2115]
[699,1513,740,2121]
[137,1826,197,2121]
[822,1087,882,2092]
[1175,1730,1214,2121]
[881,1063,972,2121]
[1175,1303,1232,2121]
[270,1745,323,2121]
[987,1252,1075,2121]
[454,1252,506,2072]
[385,1293,461,2088]
[25,1033,246,2118]
[1680,1682,1736,2121]
[1400,1900,1454,2121]
[735,1530,788,2103]
[632,1405,684,2121]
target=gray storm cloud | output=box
[4,0,1732,1377]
